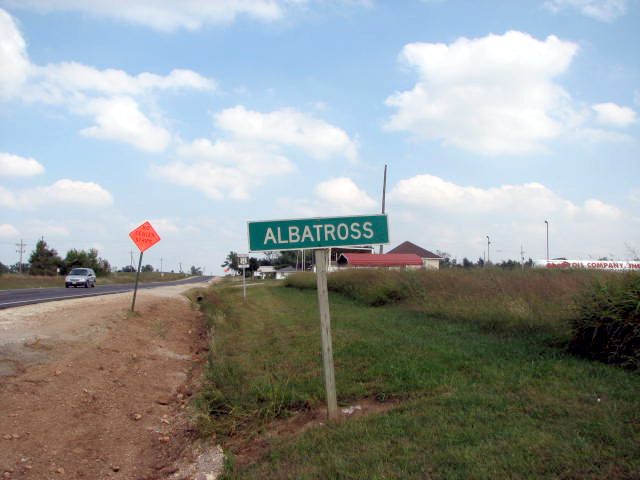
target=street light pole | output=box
[486,235,491,265]
[545,220,549,262]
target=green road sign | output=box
[248,214,389,252]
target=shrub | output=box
[285,270,409,306]
[283,272,316,290]
[568,274,640,369]
[285,268,608,338]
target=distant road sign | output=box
[129,221,161,252]
[248,214,388,252]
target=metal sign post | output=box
[128,221,161,313]
[238,254,249,302]
[131,251,144,312]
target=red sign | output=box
[129,221,161,252]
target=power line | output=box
[15,239,26,273]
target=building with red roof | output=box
[337,253,424,270]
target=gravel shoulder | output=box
[0,282,222,479]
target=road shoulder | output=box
[0,283,223,479]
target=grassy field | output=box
[194,270,640,479]
[0,271,190,290]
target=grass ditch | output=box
[194,270,640,478]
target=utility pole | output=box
[521,243,526,271]
[486,236,491,265]
[130,250,134,270]
[379,164,387,255]
[160,257,163,274]
[16,239,26,273]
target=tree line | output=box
[436,251,534,269]
[0,239,112,276]
[0,239,206,277]
[221,250,308,276]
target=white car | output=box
[65,268,96,288]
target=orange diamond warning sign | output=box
[129,221,161,252]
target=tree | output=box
[497,259,519,270]
[190,265,203,275]
[9,262,29,273]
[275,251,297,268]
[142,264,154,272]
[249,257,259,273]
[437,251,452,268]
[476,257,485,268]
[221,251,239,274]
[0,262,8,275]
[62,248,111,276]
[262,251,279,265]
[28,239,62,276]
[462,257,473,269]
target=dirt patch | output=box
[229,398,398,468]
[0,283,223,479]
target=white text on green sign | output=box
[248,214,389,251]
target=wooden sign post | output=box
[247,214,389,421]
[314,248,338,420]
[128,221,161,312]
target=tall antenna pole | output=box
[16,239,26,273]
[520,243,525,271]
[379,164,387,255]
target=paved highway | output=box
[0,276,213,309]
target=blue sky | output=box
[1,0,638,273]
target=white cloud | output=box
[0,8,215,152]
[28,63,214,103]
[143,218,200,237]
[545,0,627,22]
[276,177,377,217]
[215,106,358,161]
[154,105,358,200]
[0,187,17,207]
[0,223,19,238]
[3,0,373,32]
[79,97,171,153]
[386,173,634,261]
[583,198,622,218]
[153,138,295,200]
[0,152,44,176]
[592,102,637,127]
[22,220,71,238]
[0,8,30,99]
[386,31,579,155]
[4,0,286,31]
[0,179,114,209]
[571,127,633,143]
[315,177,376,211]
[391,174,572,215]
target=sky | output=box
[1,0,638,273]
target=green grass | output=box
[196,272,640,479]
[0,271,190,290]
